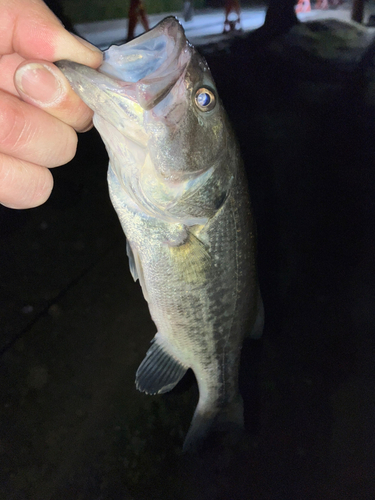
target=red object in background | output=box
[315,0,329,8]
[295,0,311,12]
[223,0,241,32]
[127,0,150,42]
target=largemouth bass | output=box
[57,17,263,451]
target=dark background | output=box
[1,12,375,500]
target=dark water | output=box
[1,27,375,499]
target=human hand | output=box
[0,0,103,209]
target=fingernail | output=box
[15,63,63,105]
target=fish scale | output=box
[57,16,263,452]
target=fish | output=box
[56,16,264,452]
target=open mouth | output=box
[101,17,188,83]
[57,17,190,114]
[100,17,191,110]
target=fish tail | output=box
[182,394,244,453]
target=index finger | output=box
[0,0,102,67]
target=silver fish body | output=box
[57,17,263,451]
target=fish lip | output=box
[124,16,186,50]
[55,60,138,104]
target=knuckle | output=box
[0,153,54,209]
[0,95,28,152]
[0,92,78,167]
[0,154,14,186]
[52,129,78,166]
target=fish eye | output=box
[194,88,216,112]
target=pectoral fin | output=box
[126,240,149,302]
[169,231,211,284]
[136,336,188,395]
[126,240,138,282]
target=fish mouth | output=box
[101,16,190,109]
[56,17,190,127]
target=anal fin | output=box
[136,336,188,395]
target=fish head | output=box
[125,17,227,181]
[57,17,229,217]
